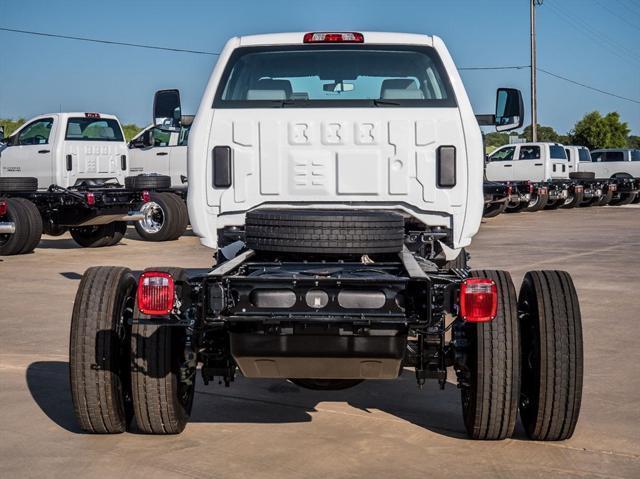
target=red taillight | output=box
[460,278,498,323]
[137,272,175,315]
[85,192,95,206]
[303,32,364,43]
[0,200,7,216]
[528,181,534,194]
[141,190,151,203]
[506,182,513,196]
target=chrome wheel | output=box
[138,201,165,234]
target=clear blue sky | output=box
[0,0,638,134]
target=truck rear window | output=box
[65,118,124,142]
[214,45,456,108]
[549,145,567,159]
[578,148,591,162]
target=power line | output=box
[545,0,640,65]
[0,27,220,56]
[537,67,640,104]
[1,25,637,105]
[459,65,529,70]
[593,0,640,32]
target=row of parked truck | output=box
[0,112,190,255]
[482,143,640,217]
[1,109,638,256]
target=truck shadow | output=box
[26,361,481,439]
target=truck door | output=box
[169,126,189,188]
[129,127,172,177]
[0,117,55,189]
[547,144,569,180]
[515,144,545,181]
[485,145,517,181]
[565,147,576,173]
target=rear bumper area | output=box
[230,332,406,379]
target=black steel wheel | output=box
[518,271,583,441]
[69,267,136,433]
[459,270,520,440]
[525,192,548,212]
[483,201,508,218]
[131,267,195,434]
[70,223,125,248]
[0,197,43,255]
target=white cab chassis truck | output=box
[564,145,619,207]
[486,142,578,212]
[586,149,640,205]
[0,113,147,255]
[69,32,583,441]
[126,119,190,241]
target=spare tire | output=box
[569,171,595,180]
[0,177,38,192]
[124,174,171,190]
[245,209,404,255]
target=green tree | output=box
[121,123,142,142]
[484,131,510,148]
[0,118,26,138]
[628,135,640,149]
[571,111,630,149]
[522,124,560,142]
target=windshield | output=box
[66,118,124,142]
[214,45,456,108]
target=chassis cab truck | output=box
[126,120,190,241]
[486,142,577,212]
[564,145,617,206]
[586,149,640,205]
[69,32,583,441]
[0,113,146,255]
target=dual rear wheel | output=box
[459,269,583,441]
[69,266,194,434]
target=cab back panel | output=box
[60,141,127,186]
[206,109,467,218]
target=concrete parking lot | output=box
[1,206,639,478]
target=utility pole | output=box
[530,0,543,142]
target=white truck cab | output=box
[0,113,128,189]
[486,142,569,182]
[179,31,519,252]
[587,149,640,178]
[128,122,190,189]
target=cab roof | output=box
[30,112,120,122]
[237,31,434,47]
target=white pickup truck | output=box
[0,112,147,254]
[128,122,190,188]
[126,118,191,241]
[486,142,576,211]
[69,31,582,442]
[564,145,619,206]
[586,149,639,205]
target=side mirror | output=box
[153,89,182,131]
[0,125,4,142]
[495,88,524,132]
